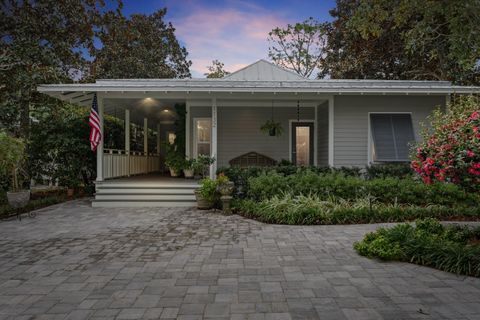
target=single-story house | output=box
[38,60,479,207]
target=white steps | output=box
[92,181,199,207]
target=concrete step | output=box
[91,199,196,208]
[94,194,196,201]
[95,188,196,195]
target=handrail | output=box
[102,150,160,179]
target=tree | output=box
[326,0,480,85]
[204,60,230,78]
[92,8,191,79]
[411,96,480,191]
[0,0,113,138]
[268,17,329,78]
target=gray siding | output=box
[333,95,446,167]
[317,102,329,166]
[217,106,315,168]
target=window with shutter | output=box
[370,114,415,162]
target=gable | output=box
[223,59,305,81]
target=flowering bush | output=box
[411,96,480,191]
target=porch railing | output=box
[103,149,160,179]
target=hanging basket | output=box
[260,120,283,137]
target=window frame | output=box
[193,117,212,158]
[368,112,416,163]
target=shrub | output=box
[354,218,480,277]
[198,178,218,203]
[411,96,480,191]
[365,163,412,179]
[233,193,480,225]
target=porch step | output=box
[92,180,199,207]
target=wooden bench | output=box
[229,152,277,168]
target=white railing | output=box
[103,149,160,179]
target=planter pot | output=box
[169,168,179,177]
[78,188,85,197]
[7,190,30,208]
[67,188,74,198]
[183,169,194,179]
[269,127,276,136]
[218,181,235,196]
[220,195,233,215]
[194,189,212,210]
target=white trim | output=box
[367,112,414,164]
[328,96,334,167]
[288,119,315,165]
[185,101,191,158]
[211,98,218,179]
[193,117,212,158]
[143,118,148,154]
[314,105,318,166]
[125,109,130,176]
[96,93,104,181]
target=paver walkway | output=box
[0,200,479,320]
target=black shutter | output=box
[370,114,415,161]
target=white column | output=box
[96,93,104,181]
[185,101,191,158]
[143,118,148,155]
[210,98,217,179]
[125,109,130,176]
[328,96,334,167]
[156,123,161,155]
[314,104,318,166]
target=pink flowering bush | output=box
[411,96,480,191]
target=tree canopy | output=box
[204,60,230,78]
[325,0,480,84]
[268,17,329,78]
[92,8,191,79]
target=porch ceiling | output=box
[104,98,183,127]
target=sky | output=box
[117,0,336,77]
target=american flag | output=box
[89,93,101,151]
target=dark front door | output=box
[291,122,314,166]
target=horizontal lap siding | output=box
[317,102,329,166]
[217,106,315,168]
[334,95,445,167]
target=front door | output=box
[291,122,314,166]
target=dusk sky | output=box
[117,0,336,77]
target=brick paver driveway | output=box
[1,200,479,320]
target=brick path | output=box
[0,199,479,320]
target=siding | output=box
[333,95,446,167]
[217,106,315,168]
[317,101,329,166]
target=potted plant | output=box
[0,132,30,208]
[164,143,183,177]
[193,155,215,179]
[216,173,234,214]
[260,120,284,137]
[194,177,217,209]
[183,158,195,178]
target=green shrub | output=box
[354,219,480,277]
[233,193,480,225]
[365,163,412,180]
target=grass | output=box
[354,218,480,277]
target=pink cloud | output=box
[171,4,288,77]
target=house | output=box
[37,60,479,207]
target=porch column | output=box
[328,96,334,167]
[210,98,217,179]
[125,109,130,176]
[96,93,104,181]
[185,101,191,158]
[156,123,161,155]
[144,118,148,155]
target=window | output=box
[370,114,415,162]
[194,118,211,157]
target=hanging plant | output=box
[260,120,284,137]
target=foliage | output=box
[173,103,186,155]
[234,194,480,225]
[193,155,215,176]
[245,170,479,207]
[198,178,218,203]
[268,17,329,78]
[260,120,284,137]
[205,60,230,78]
[92,8,191,79]
[0,132,27,192]
[411,96,480,191]
[164,143,184,172]
[0,194,67,219]
[325,0,480,84]
[365,163,412,180]
[354,219,480,277]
